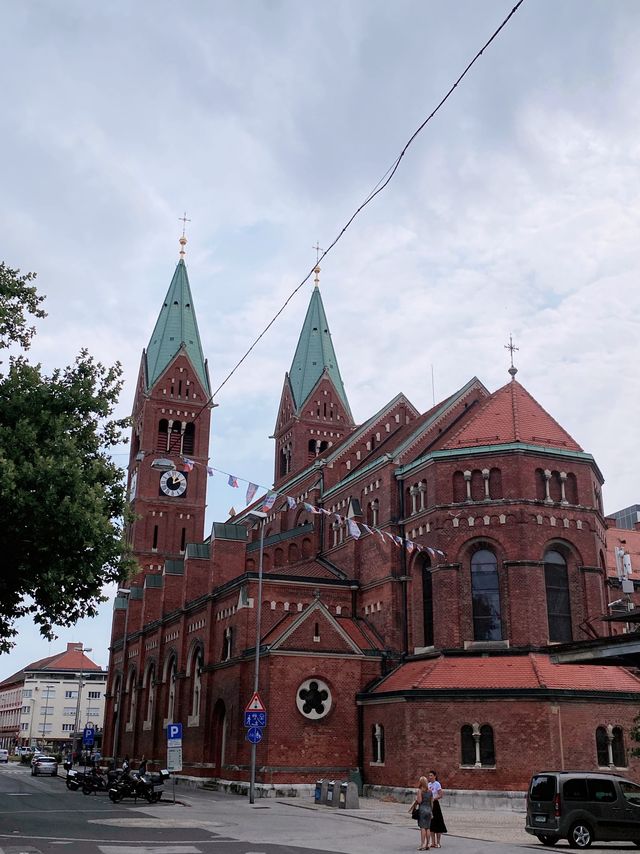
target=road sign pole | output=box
[249,517,265,805]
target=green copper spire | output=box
[288,281,352,418]
[145,257,210,393]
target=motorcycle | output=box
[65,768,80,791]
[82,768,109,795]
[108,768,169,804]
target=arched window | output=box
[165,656,177,723]
[471,549,502,641]
[288,543,299,563]
[371,723,385,763]
[190,648,203,720]
[565,473,578,504]
[596,726,609,766]
[157,419,169,452]
[168,421,182,453]
[143,663,155,727]
[222,627,232,662]
[461,724,476,765]
[126,667,137,728]
[544,549,572,642]
[302,538,312,558]
[535,469,546,501]
[613,727,626,767]
[489,468,502,499]
[480,724,495,765]
[453,471,466,503]
[274,547,284,567]
[421,555,434,647]
[183,422,195,455]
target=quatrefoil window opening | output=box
[296,678,332,720]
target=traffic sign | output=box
[167,723,183,742]
[244,710,267,728]
[82,726,95,747]
[167,745,183,772]
[245,692,266,712]
[246,726,263,744]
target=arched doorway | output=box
[211,699,227,774]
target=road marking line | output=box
[99,847,201,854]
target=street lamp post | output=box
[245,511,267,805]
[73,645,92,758]
[111,588,131,769]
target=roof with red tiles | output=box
[263,558,342,580]
[371,653,640,694]
[336,617,385,651]
[0,645,102,689]
[441,380,582,452]
[260,606,383,654]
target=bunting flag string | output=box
[180,456,446,559]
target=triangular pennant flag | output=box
[393,535,404,546]
[228,475,239,488]
[246,482,258,505]
[361,524,373,535]
[303,502,322,514]
[229,506,237,517]
[436,549,446,557]
[206,466,215,477]
[181,458,194,472]
[286,496,297,509]
[376,529,386,540]
[347,519,361,539]
[406,540,416,552]
[261,491,277,512]
[319,507,332,515]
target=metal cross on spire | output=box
[312,242,324,286]
[178,212,191,258]
[504,334,519,380]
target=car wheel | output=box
[568,822,593,849]
[537,835,559,846]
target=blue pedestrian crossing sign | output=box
[82,725,95,747]
[246,726,263,744]
[244,710,267,728]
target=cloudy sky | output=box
[1,0,639,681]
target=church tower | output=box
[273,266,354,487]
[126,236,211,575]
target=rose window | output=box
[296,678,332,720]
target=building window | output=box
[191,648,203,719]
[544,549,572,642]
[371,724,385,763]
[166,657,177,723]
[296,678,332,720]
[63,706,76,716]
[65,690,77,699]
[597,725,627,767]
[183,422,195,455]
[86,707,100,716]
[421,555,434,647]
[471,549,502,641]
[461,722,495,767]
[144,664,156,727]
[87,691,101,699]
[62,724,74,732]
[23,690,32,699]
[222,627,232,662]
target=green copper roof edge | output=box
[395,443,599,479]
[145,259,210,394]
[393,377,488,459]
[288,287,352,419]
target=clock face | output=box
[159,470,188,498]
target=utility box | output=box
[314,779,324,804]
[326,780,336,806]
[338,780,359,809]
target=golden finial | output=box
[312,242,323,287]
[504,334,519,380]
[178,212,191,258]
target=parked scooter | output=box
[65,768,80,791]
[82,767,109,795]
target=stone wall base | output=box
[363,784,526,812]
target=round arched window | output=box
[296,678,332,720]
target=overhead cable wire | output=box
[202,0,526,410]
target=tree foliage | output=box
[0,262,134,651]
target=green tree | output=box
[0,262,134,651]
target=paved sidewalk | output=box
[117,787,532,854]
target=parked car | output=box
[526,770,640,848]
[31,755,58,777]
[0,749,9,763]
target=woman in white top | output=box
[427,770,447,848]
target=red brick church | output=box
[104,247,640,792]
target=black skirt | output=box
[430,799,447,834]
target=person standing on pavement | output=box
[409,775,433,850]
[427,770,447,848]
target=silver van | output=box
[526,770,640,848]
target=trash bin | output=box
[326,780,338,806]
[348,768,363,796]
[339,780,359,809]
[314,779,324,804]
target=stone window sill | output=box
[142,720,152,731]
[187,714,200,728]
[459,764,496,770]
[125,722,133,732]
